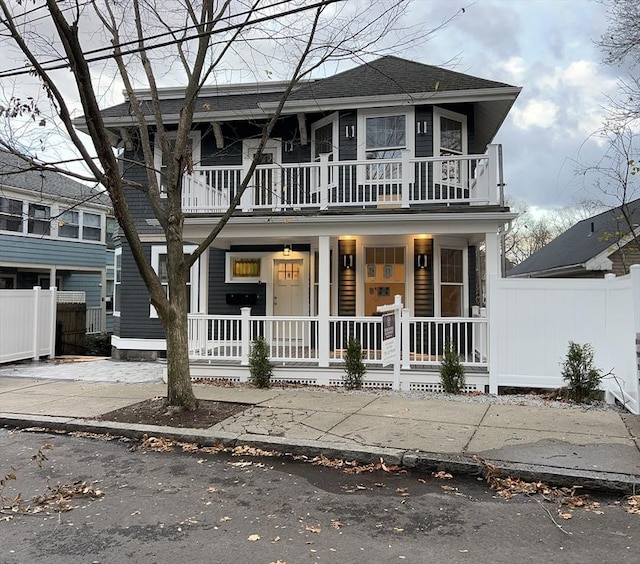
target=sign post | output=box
[377,294,403,390]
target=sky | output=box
[0,0,628,212]
[401,0,623,212]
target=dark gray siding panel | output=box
[118,242,165,339]
[64,273,102,307]
[339,111,357,161]
[415,106,433,158]
[208,249,267,315]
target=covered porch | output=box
[187,309,489,391]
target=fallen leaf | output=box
[207,486,219,493]
[247,534,260,541]
[220,516,232,522]
[331,520,343,529]
[305,525,321,533]
[433,471,453,480]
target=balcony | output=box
[182,145,502,214]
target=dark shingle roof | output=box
[289,55,514,101]
[0,150,110,207]
[508,199,640,276]
[98,56,516,121]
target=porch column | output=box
[318,236,330,367]
[485,231,500,394]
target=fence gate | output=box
[56,303,86,355]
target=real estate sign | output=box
[381,312,397,367]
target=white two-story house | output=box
[93,56,520,389]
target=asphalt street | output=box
[0,429,637,564]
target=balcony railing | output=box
[182,144,501,213]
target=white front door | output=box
[243,139,282,209]
[273,259,305,316]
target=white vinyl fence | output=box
[0,287,57,363]
[489,265,640,414]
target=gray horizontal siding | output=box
[0,234,107,268]
[117,242,165,339]
[64,273,102,307]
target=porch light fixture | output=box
[342,253,354,270]
[416,121,428,135]
[416,253,428,269]
[283,244,291,256]
[345,125,356,138]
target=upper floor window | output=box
[365,115,406,159]
[113,247,122,316]
[59,209,102,241]
[83,212,101,241]
[106,217,117,249]
[0,197,23,232]
[60,210,79,238]
[28,203,50,235]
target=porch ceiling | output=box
[178,209,517,243]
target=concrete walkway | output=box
[1,358,639,492]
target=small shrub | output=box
[560,342,603,403]
[84,333,112,356]
[439,340,466,394]
[248,336,273,388]
[343,338,366,390]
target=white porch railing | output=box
[183,145,500,213]
[187,310,488,369]
[86,306,104,335]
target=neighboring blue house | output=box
[82,56,522,387]
[0,150,114,334]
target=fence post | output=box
[32,286,41,360]
[49,287,57,359]
[401,307,411,370]
[240,307,251,366]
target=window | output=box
[106,217,117,249]
[225,253,263,283]
[114,248,122,316]
[105,280,114,313]
[0,197,23,232]
[82,212,101,241]
[59,210,79,238]
[150,245,202,317]
[365,115,406,159]
[434,108,467,188]
[28,203,50,235]
[311,113,338,160]
[440,248,464,317]
[363,246,406,316]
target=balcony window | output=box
[28,203,50,235]
[0,197,23,232]
[365,115,406,160]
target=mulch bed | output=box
[98,398,250,429]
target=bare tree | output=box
[598,0,640,124]
[0,0,454,409]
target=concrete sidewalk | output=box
[1,359,639,493]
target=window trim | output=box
[310,112,339,160]
[357,107,415,161]
[433,107,468,157]
[0,196,24,233]
[150,244,205,318]
[434,239,469,317]
[27,202,51,236]
[113,247,122,317]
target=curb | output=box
[2,413,639,494]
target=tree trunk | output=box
[162,234,198,410]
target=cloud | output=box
[511,99,559,129]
